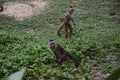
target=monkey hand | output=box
[55,59,61,63]
[58,59,61,63]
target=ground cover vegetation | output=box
[0,0,120,80]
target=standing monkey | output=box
[57,6,75,38]
[49,40,80,68]
[0,4,3,12]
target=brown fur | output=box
[57,6,75,38]
[49,40,80,68]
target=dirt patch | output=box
[0,0,48,20]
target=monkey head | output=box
[68,6,75,14]
[49,40,58,51]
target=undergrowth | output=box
[0,0,120,80]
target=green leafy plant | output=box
[0,0,120,79]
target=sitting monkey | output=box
[49,40,80,68]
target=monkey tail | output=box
[68,54,80,68]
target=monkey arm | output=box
[53,51,58,62]
[56,47,62,63]
[71,18,75,26]
[52,47,62,63]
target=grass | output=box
[0,0,120,80]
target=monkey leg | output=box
[68,24,73,37]
[64,26,69,38]
[63,23,73,38]
[64,27,68,38]
[57,24,64,36]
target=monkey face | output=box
[49,40,58,51]
[69,8,74,14]
[50,43,56,48]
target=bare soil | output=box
[0,0,48,20]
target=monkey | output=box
[49,40,80,68]
[0,4,3,12]
[57,6,75,38]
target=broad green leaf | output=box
[8,69,25,80]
